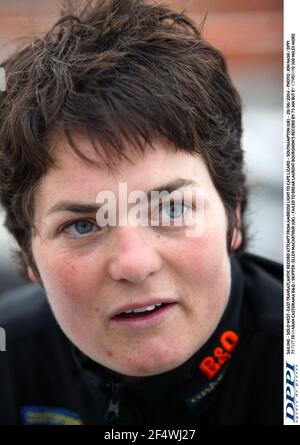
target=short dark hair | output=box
[0,0,247,278]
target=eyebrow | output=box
[45,178,199,216]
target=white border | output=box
[284,0,300,425]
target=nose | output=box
[107,226,162,283]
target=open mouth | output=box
[116,303,168,319]
[111,302,177,326]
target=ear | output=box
[23,251,40,284]
[27,265,39,283]
[230,205,242,252]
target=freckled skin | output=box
[29,136,241,378]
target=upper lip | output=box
[110,297,178,318]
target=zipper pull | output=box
[104,383,121,424]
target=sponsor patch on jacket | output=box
[186,329,240,407]
[21,406,83,425]
[187,369,226,407]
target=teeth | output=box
[133,304,156,313]
[122,303,163,315]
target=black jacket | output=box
[0,252,283,425]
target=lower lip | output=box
[110,303,177,329]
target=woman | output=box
[0,0,282,425]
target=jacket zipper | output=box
[104,382,121,424]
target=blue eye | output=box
[63,220,98,236]
[161,201,189,220]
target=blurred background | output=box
[0,0,283,294]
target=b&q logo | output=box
[199,330,239,380]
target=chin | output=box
[112,349,190,378]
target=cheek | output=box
[36,252,104,346]
[174,228,228,281]
[171,228,231,318]
[35,247,100,304]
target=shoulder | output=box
[0,283,75,385]
[234,252,283,337]
[0,283,59,344]
[0,284,81,425]
[225,253,283,423]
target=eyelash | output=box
[59,201,195,237]
[60,219,99,237]
[155,200,193,221]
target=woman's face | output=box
[29,135,241,377]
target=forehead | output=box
[34,134,214,214]
[48,133,209,178]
